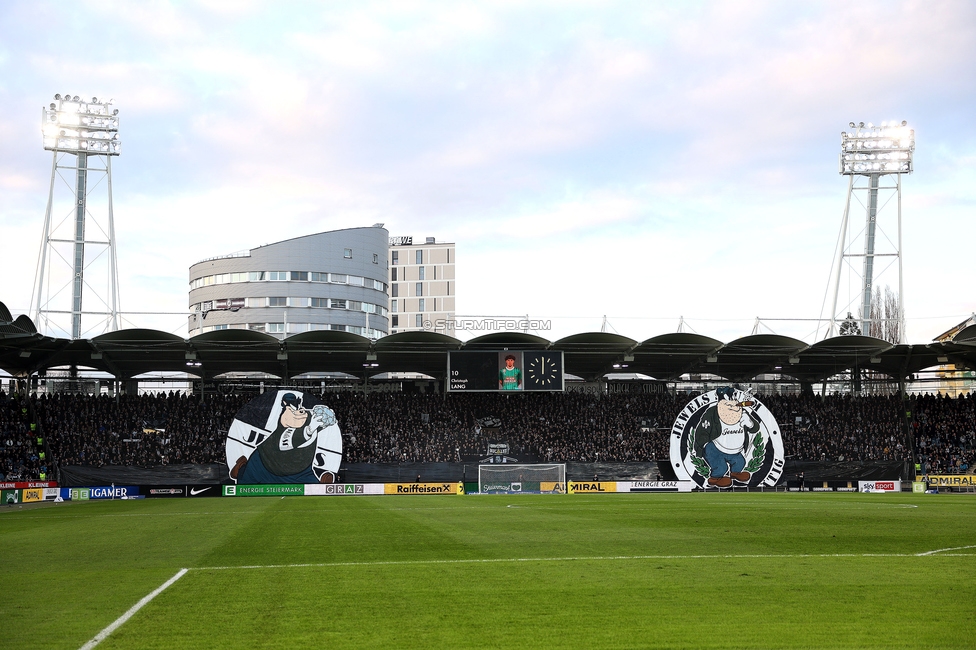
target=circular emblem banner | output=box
[669,387,784,488]
[225,389,342,484]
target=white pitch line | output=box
[190,550,975,572]
[916,544,976,556]
[79,569,188,650]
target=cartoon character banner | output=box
[669,387,784,488]
[225,390,342,484]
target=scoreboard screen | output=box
[447,350,564,392]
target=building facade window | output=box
[418,298,425,312]
[416,250,423,264]
[391,300,397,312]
[418,266,425,280]
[391,267,397,281]
[391,284,398,297]
[416,283,423,296]
[392,315,399,327]
[416,314,423,328]
[392,250,398,265]
[189,227,390,338]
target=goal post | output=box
[478,464,566,494]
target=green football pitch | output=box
[1,493,973,650]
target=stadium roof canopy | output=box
[1,301,974,384]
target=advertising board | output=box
[618,480,696,493]
[568,481,617,493]
[88,486,140,499]
[915,475,976,488]
[223,484,305,497]
[857,481,901,493]
[305,483,384,496]
[384,483,463,495]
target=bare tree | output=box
[869,285,902,343]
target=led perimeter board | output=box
[447,350,564,392]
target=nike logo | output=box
[190,487,210,496]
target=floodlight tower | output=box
[825,120,914,343]
[32,94,122,339]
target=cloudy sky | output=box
[1,0,974,344]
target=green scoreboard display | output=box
[447,350,564,392]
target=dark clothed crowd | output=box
[1,389,973,480]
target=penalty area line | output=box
[79,568,188,650]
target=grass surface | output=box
[1,492,974,649]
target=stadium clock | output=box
[524,352,563,390]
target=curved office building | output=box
[188,226,389,339]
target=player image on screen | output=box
[498,353,523,390]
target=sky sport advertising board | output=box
[447,350,565,392]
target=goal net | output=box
[478,464,567,494]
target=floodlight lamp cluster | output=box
[839,120,913,175]
[41,94,121,155]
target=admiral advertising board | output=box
[670,387,784,489]
[916,475,976,488]
[568,481,617,493]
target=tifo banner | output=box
[916,475,976,488]
[305,483,384,496]
[618,480,696,493]
[670,387,784,489]
[568,481,617,493]
[225,389,342,485]
[223,484,306,497]
[858,480,901,493]
[384,483,463,495]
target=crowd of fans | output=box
[1,387,973,481]
[0,394,44,482]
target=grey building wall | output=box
[188,226,389,338]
